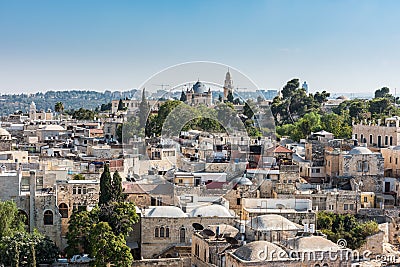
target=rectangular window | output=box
[344,204,349,210]
[364,197,368,202]
[237,198,241,205]
[349,204,354,210]
[370,135,373,144]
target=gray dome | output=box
[190,204,233,217]
[248,214,301,231]
[192,81,207,94]
[146,206,187,218]
[233,241,288,262]
[231,176,253,186]
[348,146,372,155]
[289,236,340,252]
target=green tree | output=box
[88,222,132,267]
[139,88,150,128]
[374,87,390,98]
[72,108,95,120]
[72,174,85,180]
[227,91,234,103]
[99,164,112,205]
[111,170,123,202]
[54,102,64,113]
[218,94,223,102]
[0,200,25,239]
[317,212,379,249]
[180,91,187,102]
[98,202,139,236]
[117,99,124,111]
[321,113,352,139]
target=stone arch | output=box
[58,203,68,218]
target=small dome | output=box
[289,236,340,252]
[336,95,349,100]
[208,224,239,237]
[41,125,66,131]
[348,146,372,155]
[233,241,288,262]
[231,176,253,186]
[192,81,207,94]
[190,204,232,217]
[146,206,187,218]
[0,127,10,136]
[248,214,301,231]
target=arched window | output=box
[160,227,165,237]
[180,227,186,243]
[322,264,329,267]
[44,210,53,225]
[59,203,68,218]
[154,227,159,237]
[166,227,170,238]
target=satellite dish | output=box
[225,236,239,245]
[192,223,204,231]
[202,229,215,237]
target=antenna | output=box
[192,223,204,231]
[225,236,239,245]
[202,228,216,237]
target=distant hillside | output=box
[0,89,139,116]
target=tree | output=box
[117,99,124,111]
[0,200,25,239]
[218,94,223,102]
[111,170,123,202]
[98,202,139,236]
[71,108,95,120]
[227,91,234,103]
[99,164,112,205]
[88,222,132,267]
[321,113,352,139]
[72,174,85,180]
[317,212,379,249]
[314,91,330,104]
[180,91,187,102]
[0,231,59,266]
[54,102,64,113]
[139,88,150,128]
[374,87,390,98]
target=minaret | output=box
[29,101,36,120]
[223,69,234,100]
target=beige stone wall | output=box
[353,124,400,147]
[381,147,400,177]
[140,216,235,259]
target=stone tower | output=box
[29,101,37,120]
[223,69,234,100]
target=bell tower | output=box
[223,69,234,100]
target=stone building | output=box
[56,179,100,249]
[326,146,384,192]
[0,127,12,151]
[191,224,239,267]
[381,146,400,177]
[353,116,400,147]
[140,205,235,259]
[184,81,213,106]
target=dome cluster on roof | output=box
[348,146,373,155]
[248,214,300,231]
[231,176,253,186]
[189,204,233,217]
[192,81,208,94]
[41,125,66,131]
[233,241,288,262]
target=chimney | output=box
[29,171,36,233]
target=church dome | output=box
[192,81,207,94]
[247,214,301,231]
[146,206,187,218]
[0,127,10,137]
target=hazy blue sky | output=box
[1,0,400,94]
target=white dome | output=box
[289,236,341,252]
[348,146,372,155]
[233,241,288,262]
[146,206,187,218]
[248,214,301,231]
[0,127,10,136]
[41,125,66,131]
[190,204,232,217]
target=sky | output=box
[1,0,400,94]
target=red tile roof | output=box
[273,145,293,153]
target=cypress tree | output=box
[111,170,123,202]
[139,88,150,127]
[227,91,234,103]
[99,164,112,205]
[117,99,124,111]
[180,91,187,102]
